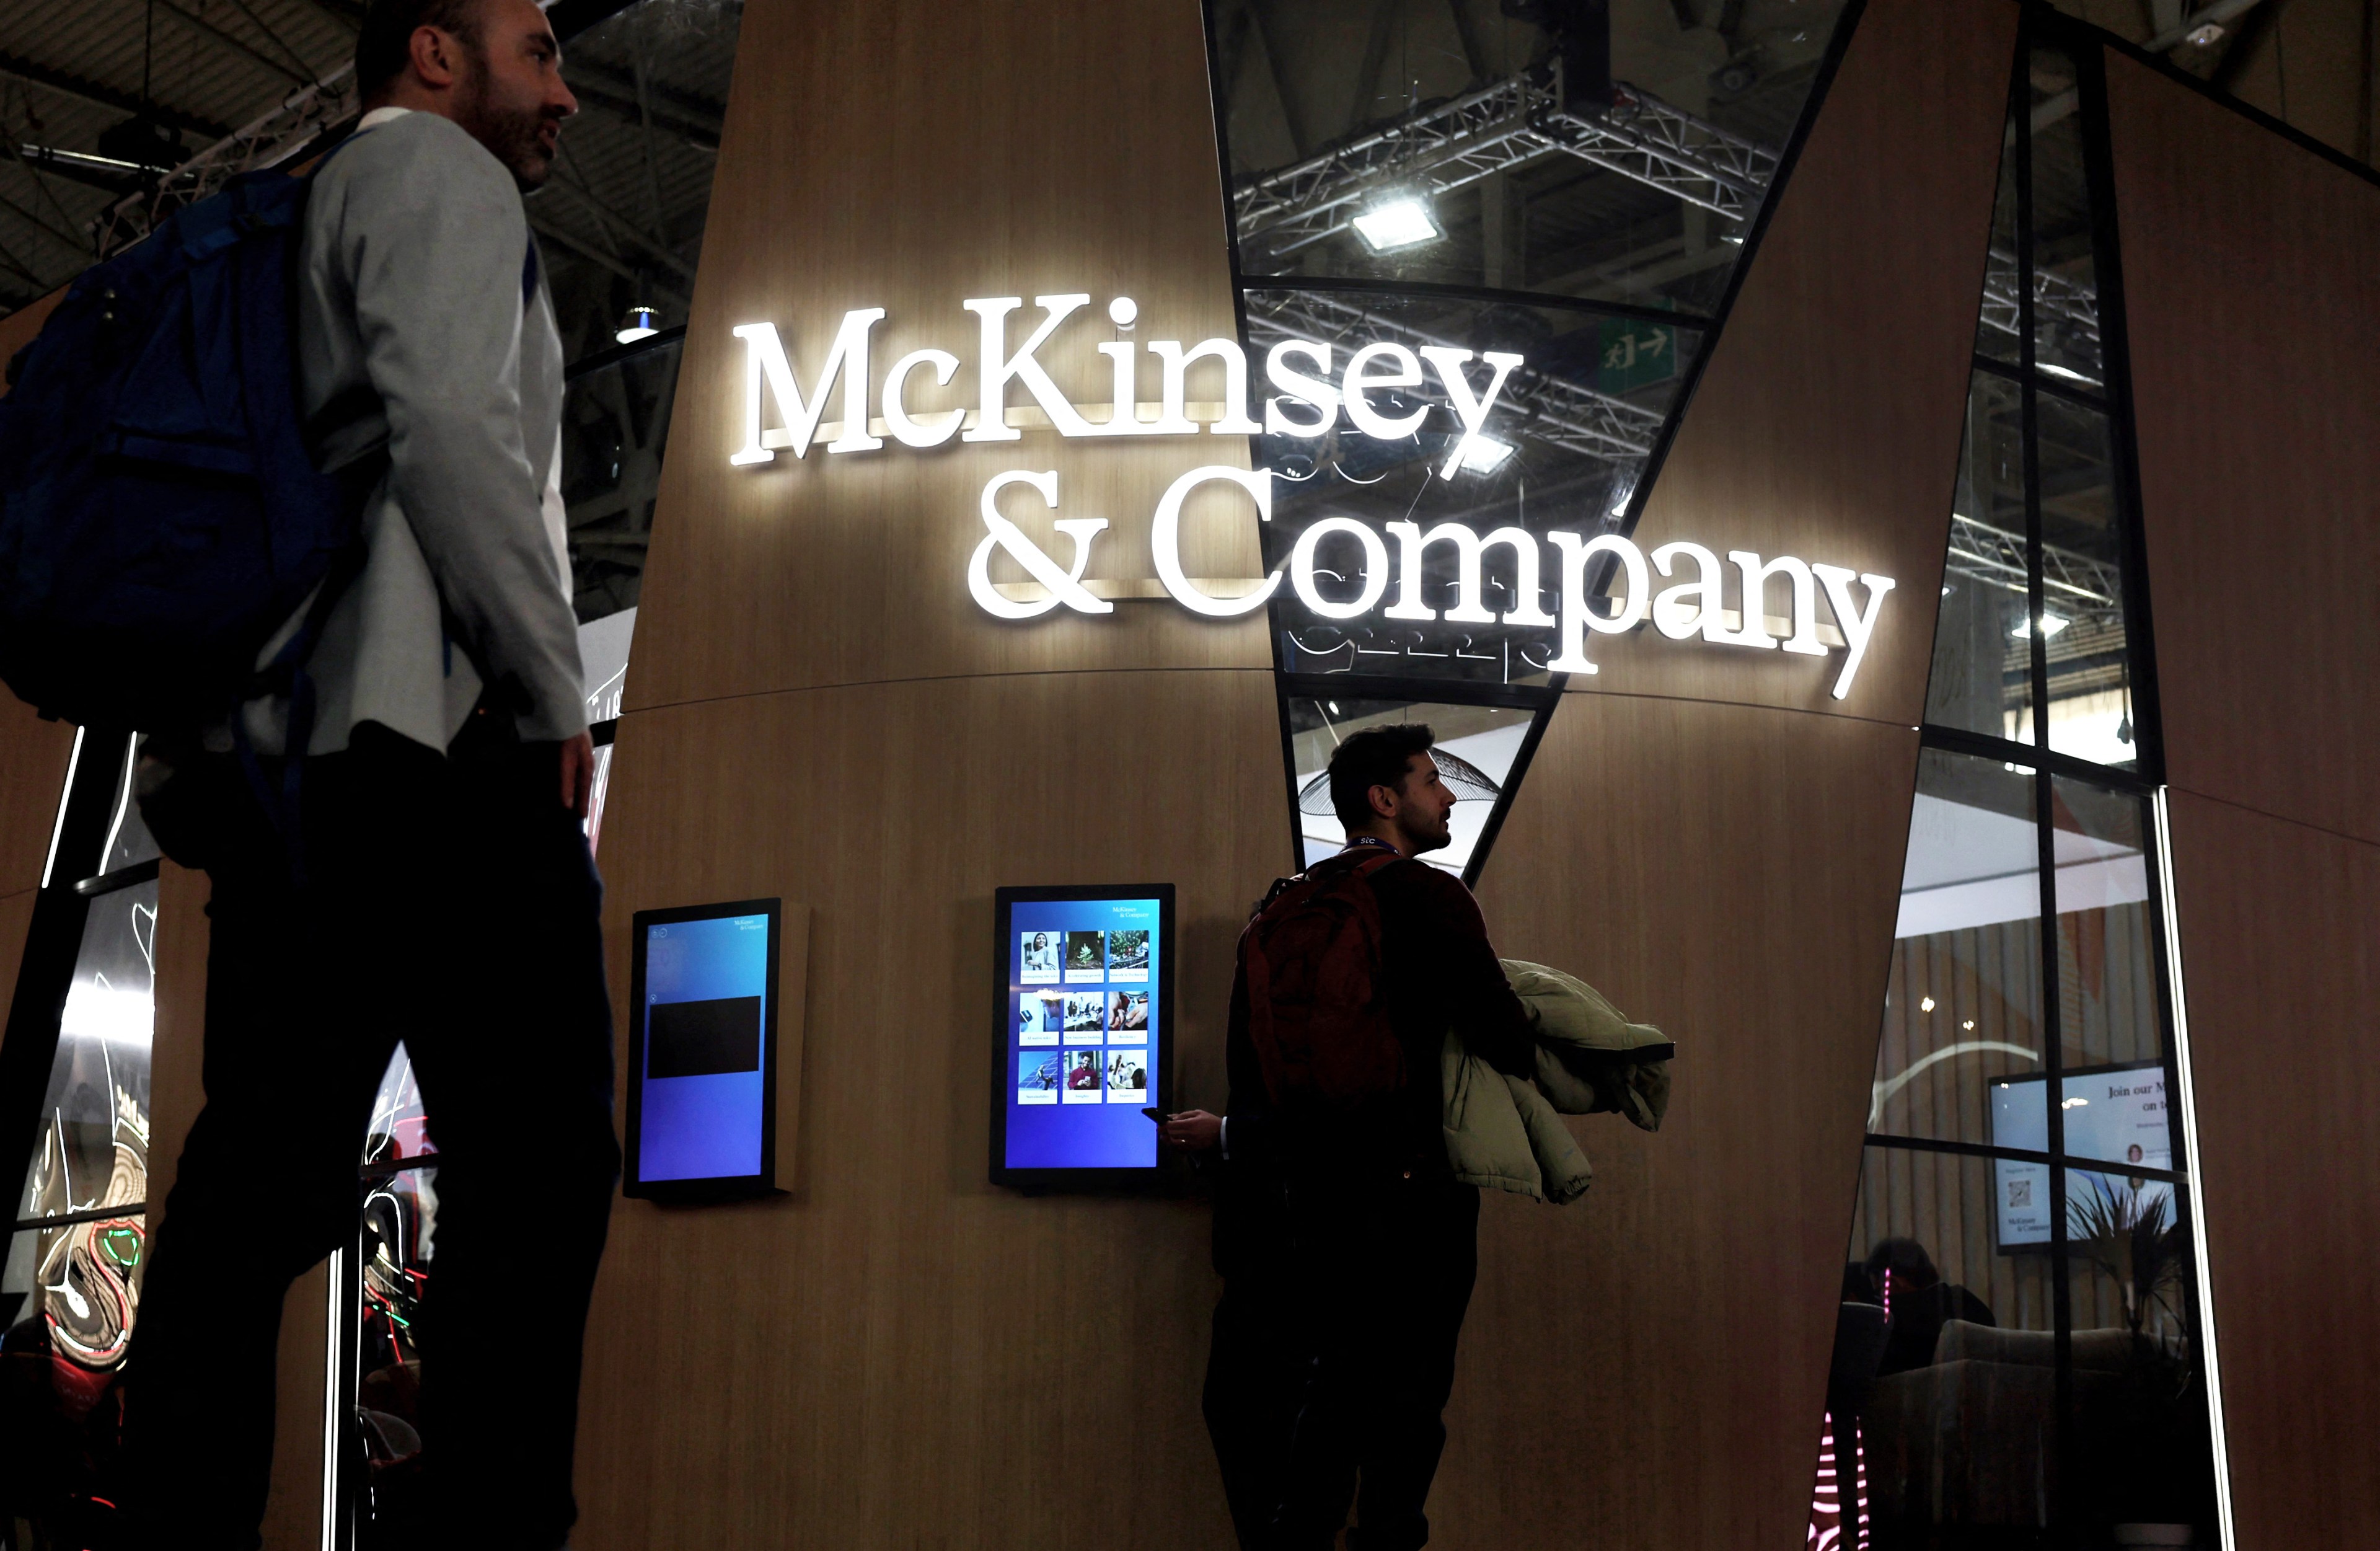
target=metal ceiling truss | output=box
[93,65,357,257]
[1946,511,2119,609]
[1235,63,2102,355]
[1244,286,1664,466]
[1235,64,1776,255]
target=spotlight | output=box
[1352,197,1442,254]
[1919,996,1935,1012]
[1452,436,1514,475]
[2185,22,2224,45]
[2010,611,2069,640]
[615,304,660,343]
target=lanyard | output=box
[1341,836,1401,858]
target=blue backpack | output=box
[0,159,377,738]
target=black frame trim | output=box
[621,896,786,1204]
[989,883,1178,1194]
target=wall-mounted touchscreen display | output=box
[993,885,1173,1187]
[1989,1061,2174,1250]
[627,898,783,1201]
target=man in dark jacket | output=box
[1166,723,1536,1551]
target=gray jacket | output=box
[240,107,583,756]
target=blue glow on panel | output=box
[1006,897,1160,1170]
[640,912,770,1182]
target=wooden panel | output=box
[2162,792,2380,1549]
[0,674,77,896]
[0,286,66,378]
[622,0,1269,715]
[576,671,1282,1550]
[2107,53,2380,844]
[1464,696,1918,1551]
[0,890,33,1049]
[1578,0,2016,728]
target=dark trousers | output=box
[122,719,620,1551]
[1206,1172,1480,1551]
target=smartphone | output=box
[1142,1107,1162,1122]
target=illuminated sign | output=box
[729,294,1897,697]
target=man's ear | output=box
[408,24,462,88]
[1367,782,1399,821]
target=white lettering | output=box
[1815,564,1897,699]
[1342,343,1428,440]
[1720,550,1825,655]
[1264,340,1338,437]
[881,348,965,448]
[961,296,1097,441]
[1417,347,1523,479]
[1091,338,1146,436]
[1148,339,1261,435]
[729,312,884,464]
[1290,517,1390,620]
[1382,521,1553,626]
[1546,532,1650,674]
[1150,466,1281,617]
[966,471,1111,619]
[1651,541,1727,641]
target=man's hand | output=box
[1160,1109,1223,1152]
[560,730,596,818]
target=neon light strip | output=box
[319,1245,345,1550]
[39,727,85,891]
[2153,787,2236,1551]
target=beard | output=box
[452,50,562,190]
[1402,810,1454,855]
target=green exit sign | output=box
[1597,320,1677,395]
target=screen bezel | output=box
[990,883,1177,1193]
[625,896,783,1203]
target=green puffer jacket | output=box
[1440,959,1675,1204]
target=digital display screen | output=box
[627,898,781,1200]
[1990,1061,2173,1249]
[994,885,1173,1185]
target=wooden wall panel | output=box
[2107,53,2380,846]
[622,0,1269,715]
[1466,697,1918,1551]
[2107,54,2380,1550]
[576,1,1287,1540]
[2161,793,2380,1549]
[0,700,74,898]
[1582,0,2016,729]
[578,673,1280,1550]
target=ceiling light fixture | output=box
[2038,361,2094,384]
[2185,22,2224,45]
[615,304,660,343]
[1919,996,1935,1012]
[1453,435,1515,475]
[1352,197,1442,254]
[2011,611,2069,640]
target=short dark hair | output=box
[1326,723,1435,829]
[355,0,488,98]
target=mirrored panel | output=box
[2033,395,2136,770]
[2050,779,2160,1085]
[1872,751,2045,1151]
[1213,0,1853,314]
[1283,695,1535,873]
[17,880,157,1222]
[1926,373,2033,743]
[1245,287,1699,687]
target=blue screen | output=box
[638,911,770,1182]
[1006,897,1160,1170]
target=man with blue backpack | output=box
[0,0,614,1545]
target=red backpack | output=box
[1236,849,1408,1109]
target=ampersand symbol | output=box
[967,470,1113,619]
